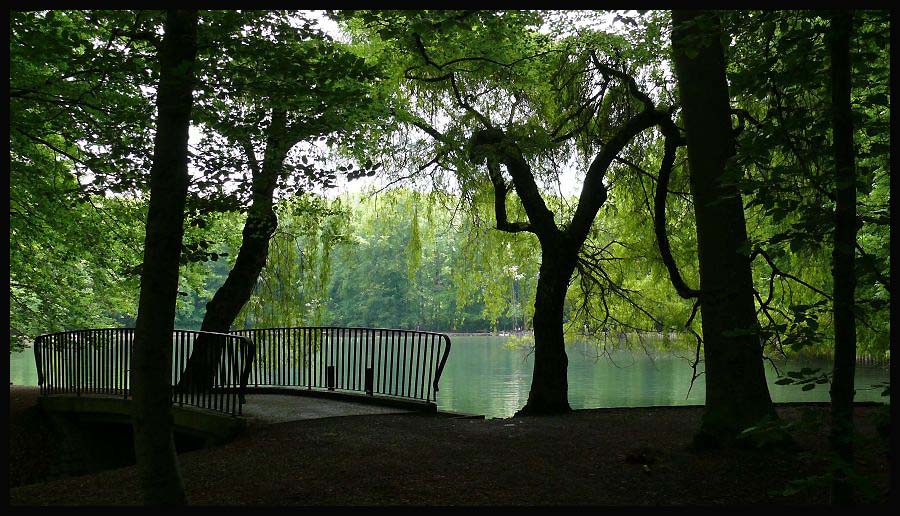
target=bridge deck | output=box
[241,394,413,423]
[39,391,419,426]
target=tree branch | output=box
[654,134,700,299]
[568,108,664,245]
[750,247,832,300]
[449,73,494,129]
[469,128,557,237]
[486,160,534,234]
[589,51,657,113]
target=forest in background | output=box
[161,183,886,362]
[12,182,889,359]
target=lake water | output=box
[9,335,889,418]
[430,336,890,418]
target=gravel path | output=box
[8,386,889,505]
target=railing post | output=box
[326,365,335,391]
[124,328,130,399]
[433,334,452,400]
[306,328,312,390]
[365,367,374,395]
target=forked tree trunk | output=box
[466,114,652,416]
[828,9,857,506]
[130,9,197,506]
[671,10,776,445]
[444,66,662,418]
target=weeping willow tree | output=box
[235,194,351,329]
[449,183,541,332]
[321,188,538,332]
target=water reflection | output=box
[9,335,889,419]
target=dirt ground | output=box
[8,386,891,506]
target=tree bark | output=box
[671,10,776,445]
[828,9,857,506]
[130,9,197,506]
[178,109,289,390]
[517,237,578,415]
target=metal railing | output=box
[33,328,254,417]
[230,327,452,404]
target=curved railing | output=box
[33,326,453,415]
[33,328,255,417]
[230,327,452,405]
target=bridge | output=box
[33,327,453,440]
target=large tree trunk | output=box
[130,9,197,506]
[828,9,857,506]
[671,10,776,445]
[178,109,288,391]
[516,238,577,415]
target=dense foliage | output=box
[10,10,889,364]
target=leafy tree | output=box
[236,194,352,329]
[669,10,777,444]
[323,189,534,332]
[129,9,197,505]
[8,166,145,350]
[719,11,888,474]
[724,10,889,361]
[9,10,160,350]
[342,10,690,415]
[9,10,160,192]
[177,11,386,389]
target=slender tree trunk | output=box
[517,237,577,415]
[178,110,288,390]
[671,10,776,445]
[130,9,197,506]
[828,9,857,506]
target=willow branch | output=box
[684,299,704,398]
[568,108,662,246]
[750,247,832,301]
[486,160,533,234]
[654,134,700,299]
[614,155,691,197]
[589,51,656,113]
[449,74,493,129]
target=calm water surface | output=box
[9,335,889,418]
[435,336,889,418]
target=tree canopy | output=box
[11,9,889,360]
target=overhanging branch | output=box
[654,134,700,299]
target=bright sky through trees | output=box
[66,11,643,203]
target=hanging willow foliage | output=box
[234,194,351,329]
